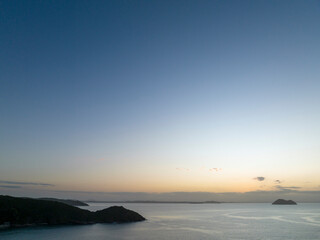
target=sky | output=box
[1,0,320,202]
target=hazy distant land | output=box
[86,200,221,204]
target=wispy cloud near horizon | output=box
[274,185,301,191]
[0,185,22,189]
[0,180,54,187]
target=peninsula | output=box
[0,195,145,230]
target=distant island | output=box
[0,195,145,230]
[38,198,89,206]
[272,199,297,205]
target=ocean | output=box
[1,203,319,239]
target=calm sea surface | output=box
[1,203,319,240]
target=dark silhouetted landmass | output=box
[0,195,145,230]
[272,199,297,205]
[38,198,88,206]
[87,200,221,204]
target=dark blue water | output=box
[1,203,319,239]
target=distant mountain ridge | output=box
[87,200,221,204]
[0,195,145,229]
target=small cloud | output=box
[0,180,54,187]
[253,177,265,182]
[175,168,190,171]
[209,168,222,172]
[275,180,282,184]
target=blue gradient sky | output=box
[1,0,320,200]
